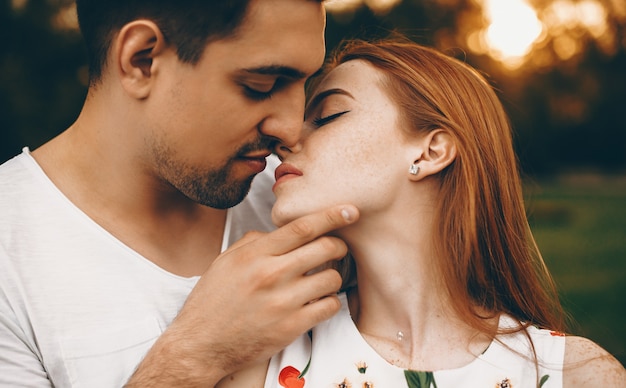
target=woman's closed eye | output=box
[312,110,350,127]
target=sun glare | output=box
[480,0,543,68]
[472,0,613,69]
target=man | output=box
[0,0,358,386]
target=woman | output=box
[218,39,626,387]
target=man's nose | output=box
[259,86,306,148]
[274,139,303,161]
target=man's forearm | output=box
[126,329,225,387]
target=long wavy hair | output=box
[316,38,567,339]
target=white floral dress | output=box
[265,293,565,388]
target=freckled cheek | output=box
[315,146,358,183]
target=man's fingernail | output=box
[341,207,355,222]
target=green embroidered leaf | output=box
[297,356,311,379]
[539,374,550,387]
[404,370,438,388]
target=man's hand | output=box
[126,205,359,387]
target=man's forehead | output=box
[202,0,325,78]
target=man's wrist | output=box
[125,328,225,387]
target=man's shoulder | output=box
[0,149,28,177]
[0,150,36,201]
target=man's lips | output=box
[240,150,272,159]
[273,163,303,190]
[238,151,272,173]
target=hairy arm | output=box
[125,205,358,387]
[216,360,269,388]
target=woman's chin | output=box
[271,204,311,227]
[271,207,295,227]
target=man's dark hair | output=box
[76,0,250,85]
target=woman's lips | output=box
[273,163,303,191]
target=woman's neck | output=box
[342,214,496,372]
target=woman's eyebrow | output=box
[305,88,354,117]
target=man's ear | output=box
[408,129,457,181]
[115,20,167,99]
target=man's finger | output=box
[263,205,359,255]
[293,293,342,330]
[292,268,343,306]
[279,236,348,276]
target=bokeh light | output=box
[11,0,27,11]
[481,0,543,68]
[468,0,614,69]
[51,3,79,31]
[325,0,402,14]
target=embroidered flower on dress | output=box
[278,366,305,388]
[495,378,512,388]
[335,378,352,388]
[363,382,374,388]
[356,361,368,374]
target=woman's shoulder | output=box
[563,335,626,387]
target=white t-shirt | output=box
[266,292,566,388]
[0,148,278,387]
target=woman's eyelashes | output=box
[312,110,350,127]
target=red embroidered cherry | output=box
[279,366,305,388]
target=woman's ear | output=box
[115,20,167,99]
[408,129,457,181]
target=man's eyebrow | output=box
[242,65,309,79]
[305,88,354,116]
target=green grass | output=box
[525,174,626,366]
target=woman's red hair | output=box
[318,38,567,337]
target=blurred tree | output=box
[0,0,86,163]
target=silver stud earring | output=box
[409,163,420,175]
